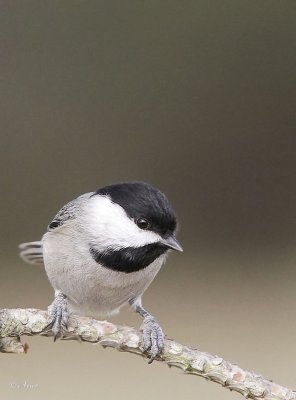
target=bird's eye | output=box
[136,218,150,230]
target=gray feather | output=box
[19,241,44,265]
[19,193,93,266]
[47,192,93,231]
[47,199,78,231]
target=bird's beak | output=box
[161,236,183,252]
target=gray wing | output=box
[19,192,94,265]
[47,199,78,230]
[18,199,77,265]
[47,192,94,231]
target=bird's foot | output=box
[141,315,165,363]
[47,291,69,341]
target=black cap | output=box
[94,181,177,237]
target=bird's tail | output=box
[19,241,44,265]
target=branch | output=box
[0,308,294,400]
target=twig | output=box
[0,308,294,400]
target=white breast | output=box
[42,227,166,318]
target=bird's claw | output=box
[141,315,165,363]
[47,292,69,341]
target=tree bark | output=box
[0,308,294,400]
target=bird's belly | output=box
[42,232,165,318]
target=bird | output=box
[19,181,183,362]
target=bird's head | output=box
[86,182,182,272]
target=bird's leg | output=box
[129,298,165,363]
[47,290,69,341]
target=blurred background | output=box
[1,1,296,399]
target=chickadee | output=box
[19,181,182,361]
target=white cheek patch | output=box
[84,195,161,249]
